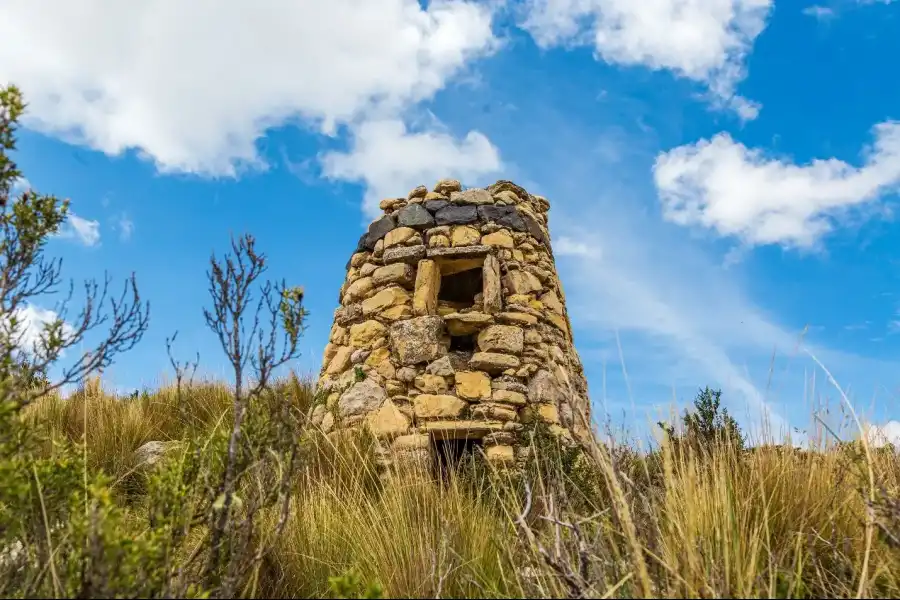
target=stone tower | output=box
[311,179,593,470]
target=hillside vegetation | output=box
[3,84,900,599]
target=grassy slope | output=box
[13,375,900,598]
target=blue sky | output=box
[2,0,900,446]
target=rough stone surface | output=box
[318,178,592,472]
[413,259,441,316]
[426,245,491,261]
[482,254,502,314]
[477,325,524,355]
[454,371,491,401]
[390,316,445,365]
[424,199,450,213]
[444,312,493,336]
[450,188,493,205]
[425,356,455,376]
[470,352,521,372]
[366,400,409,438]
[384,227,417,248]
[434,179,462,195]
[434,205,478,225]
[364,216,396,250]
[414,394,467,419]
[397,203,435,228]
[134,441,178,469]
[338,379,386,418]
[372,263,415,288]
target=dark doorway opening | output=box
[432,437,482,481]
[438,267,482,308]
[449,332,477,353]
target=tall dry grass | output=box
[15,374,900,598]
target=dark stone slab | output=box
[521,213,545,244]
[424,199,450,213]
[383,245,427,265]
[434,204,477,225]
[477,205,526,232]
[426,245,491,260]
[363,215,397,250]
[397,203,435,229]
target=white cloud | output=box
[653,121,900,248]
[117,213,134,241]
[320,118,502,217]
[57,212,101,246]
[11,176,30,195]
[802,5,835,20]
[0,0,498,176]
[519,0,772,120]
[9,304,75,357]
[555,235,601,258]
[866,420,900,448]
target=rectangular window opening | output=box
[432,437,482,481]
[437,266,482,311]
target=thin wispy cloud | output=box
[57,212,101,246]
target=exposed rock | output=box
[390,316,445,365]
[486,445,515,464]
[498,311,538,326]
[425,420,504,439]
[444,312,493,336]
[383,245,427,265]
[338,379,386,418]
[363,215,396,250]
[134,441,179,469]
[491,377,528,393]
[342,276,374,303]
[366,400,410,438]
[481,230,514,248]
[397,203,435,228]
[414,373,449,394]
[450,225,481,247]
[392,433,431,451]
[325,346,353,375]
[426,245,491,261]
[434,179,462,195]
[414,394,467,419]
[428,234,450,248]
[321,412,335,433]
[482,254,502,314]
[450,188,493,205]
[469,352,520,372]
[349,320,387,349]
[413,259,441,316]
[503,270,543,295]
[434,204,478,225]
[396,366,417,383]
[492,389,526,406]
[528,369,564,406]
[454,370,491,401]
[408,185,428,200]
[540,290,564,314]
[350,348,370,364]
[361,286,410,316]
[372,263,415,288]
[472,403,518,421]
[425,356,455,377]
[424,199,450,213]
[384,226,417,248]
[477,325,524,355]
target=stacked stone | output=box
[311,178,592,469]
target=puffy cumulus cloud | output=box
[7,304,75,356]
[320,119,502,217]
[653,121,900,248]
[0,0,498,175]
[866,420,900,448]
[57,212,101,246]
[519,0,772,120]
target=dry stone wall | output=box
[312,178,593,469]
